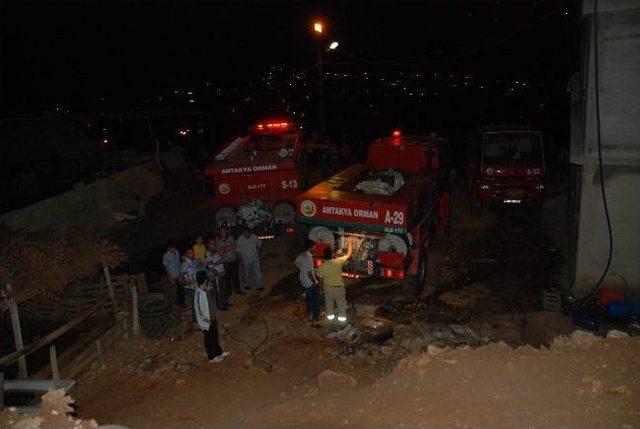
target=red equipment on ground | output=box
[205,118,304,236]
[296,131,452,293]
[466,129,547,209]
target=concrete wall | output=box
[571,1,640,295]
[0,162,164,233]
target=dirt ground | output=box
[70,181,640,428]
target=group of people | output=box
[295,238,353,327]
[161,226,263,362]
[162,225,356,361]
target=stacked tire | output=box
[138,295,178,340]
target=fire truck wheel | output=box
[215,206,237,228]
[415,247,429,296]
[272,201,296,225]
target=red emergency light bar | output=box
[254,121,291,132]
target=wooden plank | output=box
[103,264,118,316]
[0,301,103,368]
[95,340,105,369]
[49,345,59,380]
[31,319,114,379]
[64,319,126,379]
[7,285,28,379]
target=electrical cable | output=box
[576,0,613,302]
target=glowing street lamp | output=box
[328,41,339,50]
[313,22,323,34]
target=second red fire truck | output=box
[205,118,304,236]
[466,128,547,209]
[296,131,452,293]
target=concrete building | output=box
[569,0,640,296]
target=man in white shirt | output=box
[194,271,230,363]
[295,240,321,323]
[235,227,263,291]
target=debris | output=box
[426,345,445,356]
[606,329,630,339]
[609,385,630,395]
[317,369,358,390]
[380,345,395,357]
[0,228,125,298]
[173,362,197,373]
[0,390,98,429]
[553,330,599,348]
[357,316,393,344]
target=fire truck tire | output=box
[415,248,429,296]
[215,206,237,228]
[272,201,296,225]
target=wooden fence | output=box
[1,266,145,385]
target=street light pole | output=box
[313,21,326,138]
[317,40,326,138]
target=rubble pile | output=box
[0,390,98,429]
[245,331,640,428]
[0,228,125,296]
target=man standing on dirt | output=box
[235,227,263,291]
[317,240,352,324]
[217,226,244,296]
[295,239,321,324]
[194,271,230,363]
[205,238,230,311]
[180,247,199,325]
[162,240,182,305]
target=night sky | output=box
[1,1,575,115]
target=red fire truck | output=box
[205,118,304,236]
[467,129,547,209]
[296,131,451,293]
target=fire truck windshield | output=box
[483,134,542,164]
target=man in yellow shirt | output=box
[317,240,352,324]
